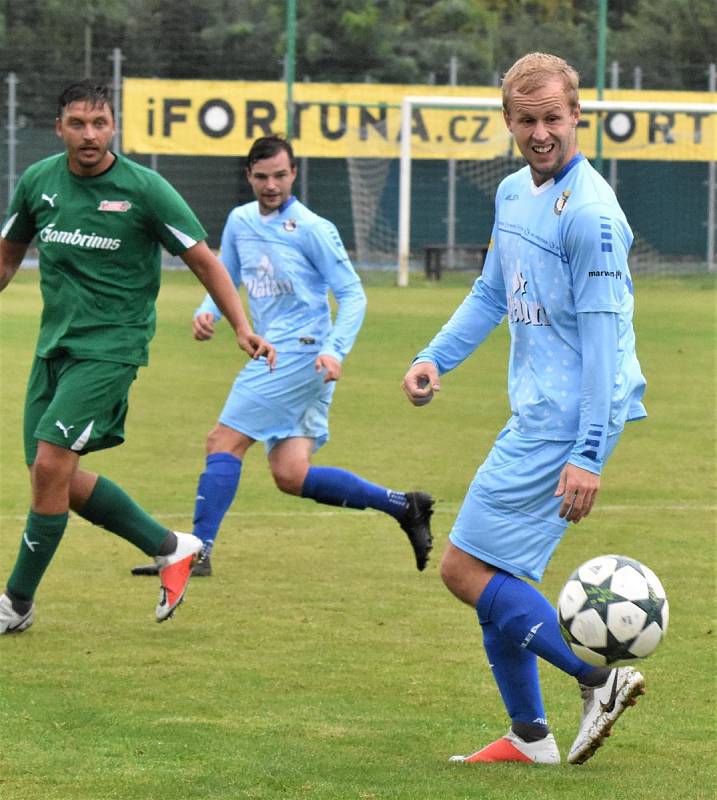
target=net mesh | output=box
[347,158,395,267]
[346,103,714,275]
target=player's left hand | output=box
[315,354,341,383]
[239,332,277,369]
[555,463,600,524]
[402,361,440,406]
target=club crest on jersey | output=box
[283,219,297,232]
[554,190,571,216]
[98,200,132,212]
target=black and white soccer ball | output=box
[557,554,669,667]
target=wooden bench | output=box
[424,243,489,279]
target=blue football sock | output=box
[477,571,594,680]
[480,617,547,726]
[192,452,242,556]
[301,466,408,519]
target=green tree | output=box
[402,0,498,85]
[612,0,717,90]
[1,0,715,104]
[195,0,286,81]
[485,0,599,84]
[297,0,414,82]
[1,0,129,122]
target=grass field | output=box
[1,269,715,800]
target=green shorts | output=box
[24,354,139,466]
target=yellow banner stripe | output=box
[122,79,717,161]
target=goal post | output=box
[397,96,717,286]
[398,96,502,286]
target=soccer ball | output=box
[557,554,669,667]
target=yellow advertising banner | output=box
[123,78,716,161]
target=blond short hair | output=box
[502,53,580,114]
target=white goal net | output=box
[345,96,716,283]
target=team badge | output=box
[98,200,132,212]
[283,219,297,232]
[554,190,571,216]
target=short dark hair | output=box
[57,80,113,119]
[246,135,295,169]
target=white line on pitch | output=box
[0,503,714,525]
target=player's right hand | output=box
[555,463,601,524]
[402,361,441,407]
[240,333,277,369]
[193,311,216,340]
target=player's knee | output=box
[440,549,461,594]
[205,424,249,458]
[31,457,55,490]
[205,426,226,452]
[271,467,303,496]
[31,449,75,499]
[440,546,488,607]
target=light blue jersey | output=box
[417,154,647,580]
[417,154,646,473]
[197,196,366,361]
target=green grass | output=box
[1,269,715,800]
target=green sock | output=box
[77,476,169,556]
[7,510,69,601]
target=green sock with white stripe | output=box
[6,510,69,601]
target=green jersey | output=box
[2,153,207,365]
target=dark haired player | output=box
[0,80,274,633]
[131,135,434,579]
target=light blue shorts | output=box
[449,427,621,582]
[219,352,336,454]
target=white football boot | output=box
[568,666,645,764]
[450,730,560,764]
[0,592,35,634]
